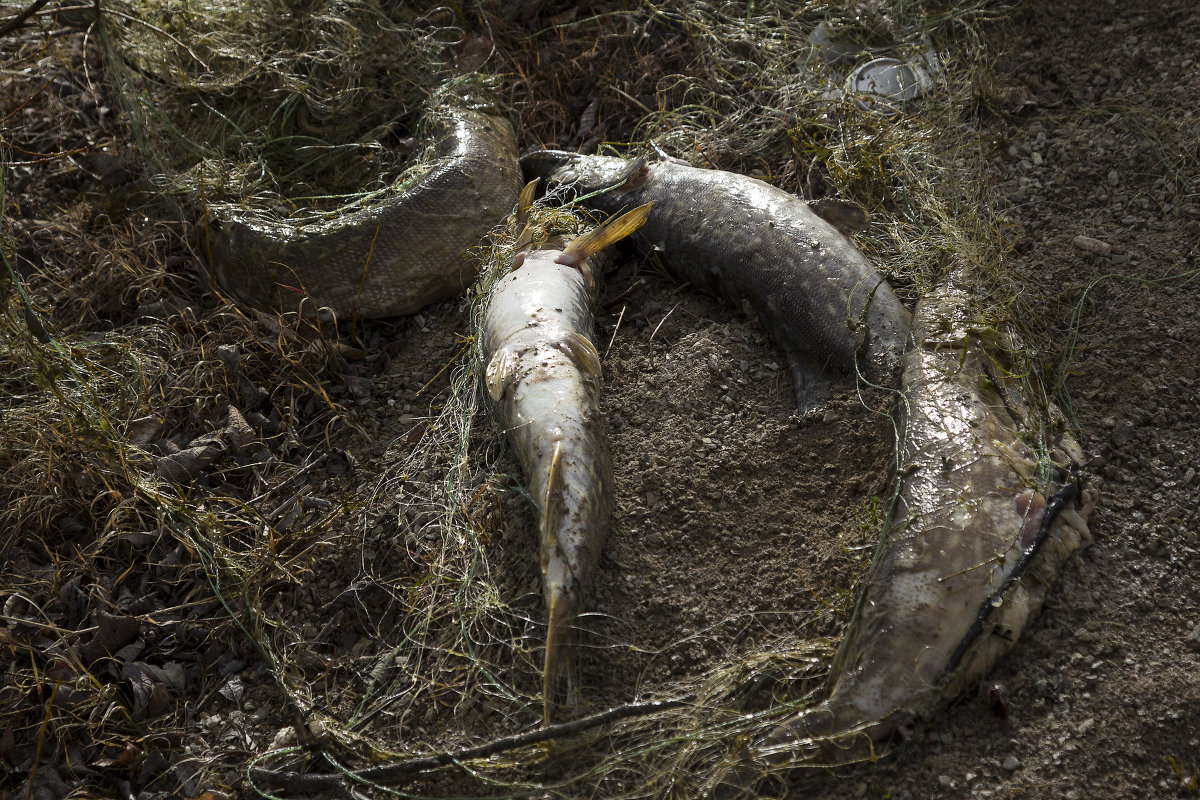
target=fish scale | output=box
[712,270,1098,797]
[203,97,521,320]
[521,151,912,408]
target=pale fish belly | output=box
[718,269,1097,795]
[481,200,650,721]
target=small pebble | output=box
[1072,235,1112,257]
[1186,624,1200,652]
[270,727,297,750]
[1002,756,1021,772]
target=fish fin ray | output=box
[517,178,539,223]
[559,331,602,381]
[557,202,654,268]
[543,440,565,538]
[542,434,578,726]
[509,179,541,260]
[808,197,870,235]
[789,354,839,413]
[484,349,518,401]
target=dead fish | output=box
[203,89,521,320]
[481,188,651,721]
[721,269,1098,792]
[520,150,911,409]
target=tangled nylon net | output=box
[1,0,1073,797]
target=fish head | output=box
[519,150,651,203]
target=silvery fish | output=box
[203,92,521,320]
[721,269,1097,794]
[520,150,911,409]
[481,189,651,721]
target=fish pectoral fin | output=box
[557,331,603,381]
[484,349,519,401]
[517,178,539,223]
[506,179,542,264]
[788,355,840,414]
[807,197,870,235]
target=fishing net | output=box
[0,0,1076,797]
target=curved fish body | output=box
[481,202,650,721]
[204,96,521,320]
[521,151,911,408]
[740,270,1097,780]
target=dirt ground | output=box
[843,2,1200,798]
[2,0,1199,798]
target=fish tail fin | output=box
[557,202,654,270]
[541,441,582,723]
[543,585,582,724]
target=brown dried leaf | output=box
[78,610,140,664]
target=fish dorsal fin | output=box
[558,331,602,381]
[556,202,654,271]
[516,178,539,225]
[807,197,870,235]
[484,348,519,401]
[508,179,541,262]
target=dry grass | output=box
[0,0,1075,797]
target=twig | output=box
[604,305,626,359]
[0,0,53,37]
[647,302,678,346]
[248,694,695,795]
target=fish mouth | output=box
[518,150,647,202]
[542,585,582,724]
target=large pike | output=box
[203,90,521,320]
[721,269,1097,794]
[520,151,911,408]
[480,189,651,721]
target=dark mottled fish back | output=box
[523,151,911,405]
[205,100,522,320]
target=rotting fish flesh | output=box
[203,90,521,320]
[480,188,651,722]
[520,150,911,409]
[720,268,1098,794]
